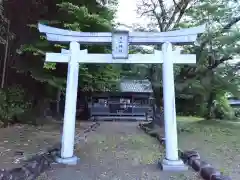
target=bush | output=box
[213,96,236,120]
[0,85,31,126]
[234,108,240,118]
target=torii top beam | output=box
[38,23,205,45]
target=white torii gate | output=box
[38,23,205,170]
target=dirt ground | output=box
[40,122,198,180]
[0,118,238,179]
[0,124,60,170]
[1,119,239,179]
[0,122,90,169]
[0,121,199,180]
[177,117,240,180]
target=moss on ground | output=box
[78,132,164,165]
[177,118,240,179]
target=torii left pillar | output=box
[55,41,80,165]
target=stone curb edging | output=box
[0,122,101,180]
[138,123,232,180]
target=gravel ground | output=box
[44,122,199,180]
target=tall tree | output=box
[135,0,240,124]
[0,3,14,88]
[18,0,120,93]
[0,0,120,123]
[174,0,240,119]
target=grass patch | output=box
[177,116,204,122]
[177,117,240,179]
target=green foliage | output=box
[58,3,112,32]
[2,0,239,126]
[79,64,120,91]
[134,0,240,119]
[179,0,240,118]
[17,0,120,94]
[0,0,121,126]
[234,108,240,118]
[0,86,31,126]
[213,95,236,120]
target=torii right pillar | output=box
[159,42,188,171]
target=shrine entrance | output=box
[38,23,205,171]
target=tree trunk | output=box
[56,89,61,114]
[204,91,215,120]
[1,20,10,88]
[143,64,164,128]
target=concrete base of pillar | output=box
[55,156,79,165]
[159,158,188,171]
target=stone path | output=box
[44,122,199,180]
